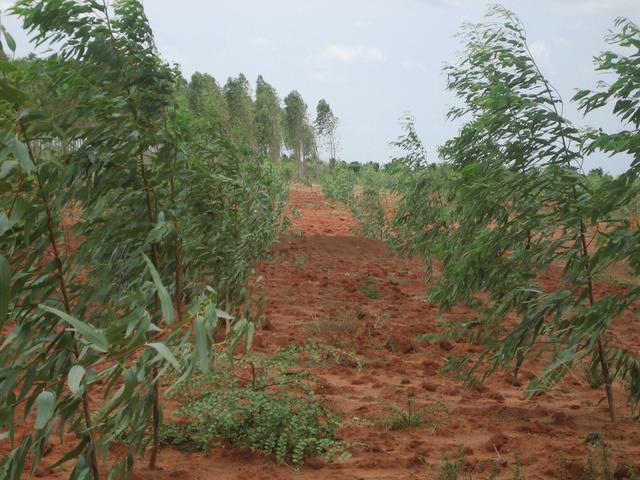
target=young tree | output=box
[254,75,283,163]
[223,73,256,149]
[314,99,338,161]
[0,1,282,478]
[394,6,640,423]
[574,17,640,410]
[283,90,309,176]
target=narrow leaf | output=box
[0,255,10,327]
[147,342,180,371]
[40,305,108,353]
[194,316,209,372]
[142,254,174,325]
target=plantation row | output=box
[0,0,324,478]
[323,7,640,425]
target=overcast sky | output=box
[2,0,639,173]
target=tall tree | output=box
[188,72,228,130]
[314,99,338,161]
[223,73,255,148]
[283,90,309,175]
[254,75,283,163]
[303,122,318,162]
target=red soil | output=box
[22,185,640,479]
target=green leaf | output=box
[147,342,180,371]
[67,365,85,395]
[245,321,255,355]
[194,316,209,373]
[34,390,55,430]
[50,437,89,469]
[3,30,16,53]
[0,160,17,179]
[40,305,109,353]
[0,79,25,104]
[216,309,234,321]
[142,254,174,325]
[0,255,9,327]
[5,137,34,173]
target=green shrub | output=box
[350,187,388,241]
[162,389,344,465]
[322,165,356,203]
[162,352,348,465]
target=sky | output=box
[1,0,639,174]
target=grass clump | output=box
[308,309,361,349]
[377,397,450,431]
[361,286,380,299]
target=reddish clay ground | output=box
[26,185,640,479]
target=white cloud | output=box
[415,0,638,12]
[250,35,275,50]
[550,0,637,11]
[0,0,14,11]
[321,44,386,64]
[401,59,427,72]
[354,19,373,28]
[529,41,550,64]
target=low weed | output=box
[435,449,471,480]
[583,441,638,480]
[293,253,310,268]
[298,339,365,371]
[308,309,362,350]
[432,450,510,480]
[162,351,349,465]
[377,397,450,432]
[361,286,380,299]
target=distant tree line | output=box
[185,72,339,175]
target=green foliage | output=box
[361,285,381,299]
[255,75,283,162]
[322,163,356,203]
[0,1,284,478]
[377,397,450,431]
[284,90,313,176]
[350,187,388,241]
[435,451,467,480]
[162,352,348,465]
[223,73,256,148]
[315,99,338,161]
[389,5,640,422]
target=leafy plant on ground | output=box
[162,352,348,465]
